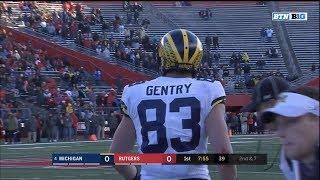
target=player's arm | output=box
[109,115,138,180]
[205,102,237,180]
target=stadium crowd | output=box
[8,1,160,73]
[0,28,122,144]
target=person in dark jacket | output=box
[205,35,212,50]
[95,111,105,140]
[212,34,219,49]
[62,113,72,141]
[47,112,55,142]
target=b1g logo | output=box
[272,12,308,21]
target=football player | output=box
[110,29,237,180]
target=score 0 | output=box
[100,154,114,165]
[163,154,176,164]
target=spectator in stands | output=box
[230,52,237,66]
[311,63,316,72]
[95,110,105,140]
[247,113,254,134]
[47,23,56,35]
[83,108,93,139]
[96,44,103,55]
[213,51,221,65]
[266,27,274,43]
[234,63,242,81]
[92,32,100,42]
[230,112,239,135]
[202,51,212,67]
[129,28,135,40]
[239,113,247,134]
[47,112,56,142]
[6,5,13,19]
[62,113,72,141]
[260,27,267,42]
[35,114,43,142]
[5,113,18,144]
[242,52,249,63]
[101,20,110,33]
[256,54,266,69]
[71,112,79,141]
[245,75,255,89]
[275,69,284,78]
[119,24,125,35]
[103,46,111,59]
[94,68,102,85]
[107,112,119,138]
[269,47,279,58]
[141,18,150,29]
[199,9,212,20]
[51,111,59,142]
[235,52,242,65]
[205,35,212,50]
[222,66,229,77]
[242,62,251,81]
[212,34,219,49]
[126,11,133,24]
[123,1,130,11]
[13,50,21,61]
[131,2,143,12]
[134,10,139,24]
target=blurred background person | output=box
[260,87,319,180]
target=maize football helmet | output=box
[158,29,203,75]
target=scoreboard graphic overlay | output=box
[52,153,267,166]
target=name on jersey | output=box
[146,83,192,96]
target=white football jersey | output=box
[121,76,226,180]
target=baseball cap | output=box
[240,76,291,112]
[260,92,319,123]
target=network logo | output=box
[272,12,308,21]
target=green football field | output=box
[0,134,284,180]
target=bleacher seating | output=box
[3,1,318,92]
[154,2,288,77]
[4,1,158,76]
[279,1,319,73]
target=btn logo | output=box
[272,12,307,21]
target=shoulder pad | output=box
[196,77,214,83]
[128,80,146,87]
